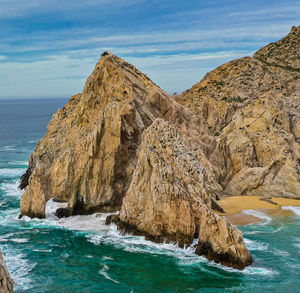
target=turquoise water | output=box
[0,98,300,293]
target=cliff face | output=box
[20,26,299,269]
[20,53,177,218]
[118,119,252,268]
[0,251,13,293]
[20,52,225,219]
[177,25,300,198]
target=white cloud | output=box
[0,50,251,97]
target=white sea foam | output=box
[45,198,68,219]
[243,238,268,251]
[15,198,281,278]
[0,168,26,178]
[293,237,300,252]
[207,260,277,276]
[99,264,120,284]
[18,199,113,233]
[281,206,300,217]
[242,209,272,225]
[1,249,35,291]
[272,249,290,257]
[9,238,29,243]
[0,180,22,197]
[46,213,112,232]
[0,208,21,226]
[7,161,28,167]
[17,209,278,278]
[241,266,277,276]
[33,249,53,253]
[0,145,16,151]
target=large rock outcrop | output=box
[20,53,187,218]
[196,205,252,269]
[0,251,13,293]
[176,25,300,198]
[116,119,252,268]
[20,26,300,268]
[19,52,224,219]
[118,119,220,246]
[19,51,251,268]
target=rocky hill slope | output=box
[177,25,300,197]
[19,26,299,269]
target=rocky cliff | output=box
[19,51,225,219]
[117,119,252,268]
[177,25,300,198]
[20,26,299,269]
[20,53,179,218]
[0,251,13,293]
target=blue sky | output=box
[0,0,299,98]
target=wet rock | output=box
[196,205,252,269]
[0,251,13,293]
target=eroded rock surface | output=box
[19,52,223,219]
[118,119,221,245]
[0,251,13,293]
[177,25,300,198]
[20,53,177,218]
[116,119,251,268]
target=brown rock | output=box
[19,52,223,219]
[20,53,174,218]
[0,251,13,293]
[118,119,251,268]
[19,26,300,269]
[196,205,252,269]
[176,25,300,198]
[119,119,221,245]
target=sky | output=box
[0,0,299,98]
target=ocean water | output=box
[0,98,300,293]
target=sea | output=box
[0,98,299,293]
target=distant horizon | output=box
[0,0,299,98]
[0,95,68,100]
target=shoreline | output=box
[216,196,300,226]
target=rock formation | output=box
[19,26,300,269]
[116,119,252,268]
[20,52,179,218]
[118,119,220,247]
[19,51,224,219]
[177,25,300,198]
[0,251,13,293]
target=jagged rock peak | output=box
[83,51,160,95]
[254,25,300,70]
[19,50,174,218]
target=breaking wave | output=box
[281,206,300,217]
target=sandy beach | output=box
[216,196,300,225]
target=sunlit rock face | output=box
[176,25,300,198]
[19,52,222,219]
[20,53,174,218]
